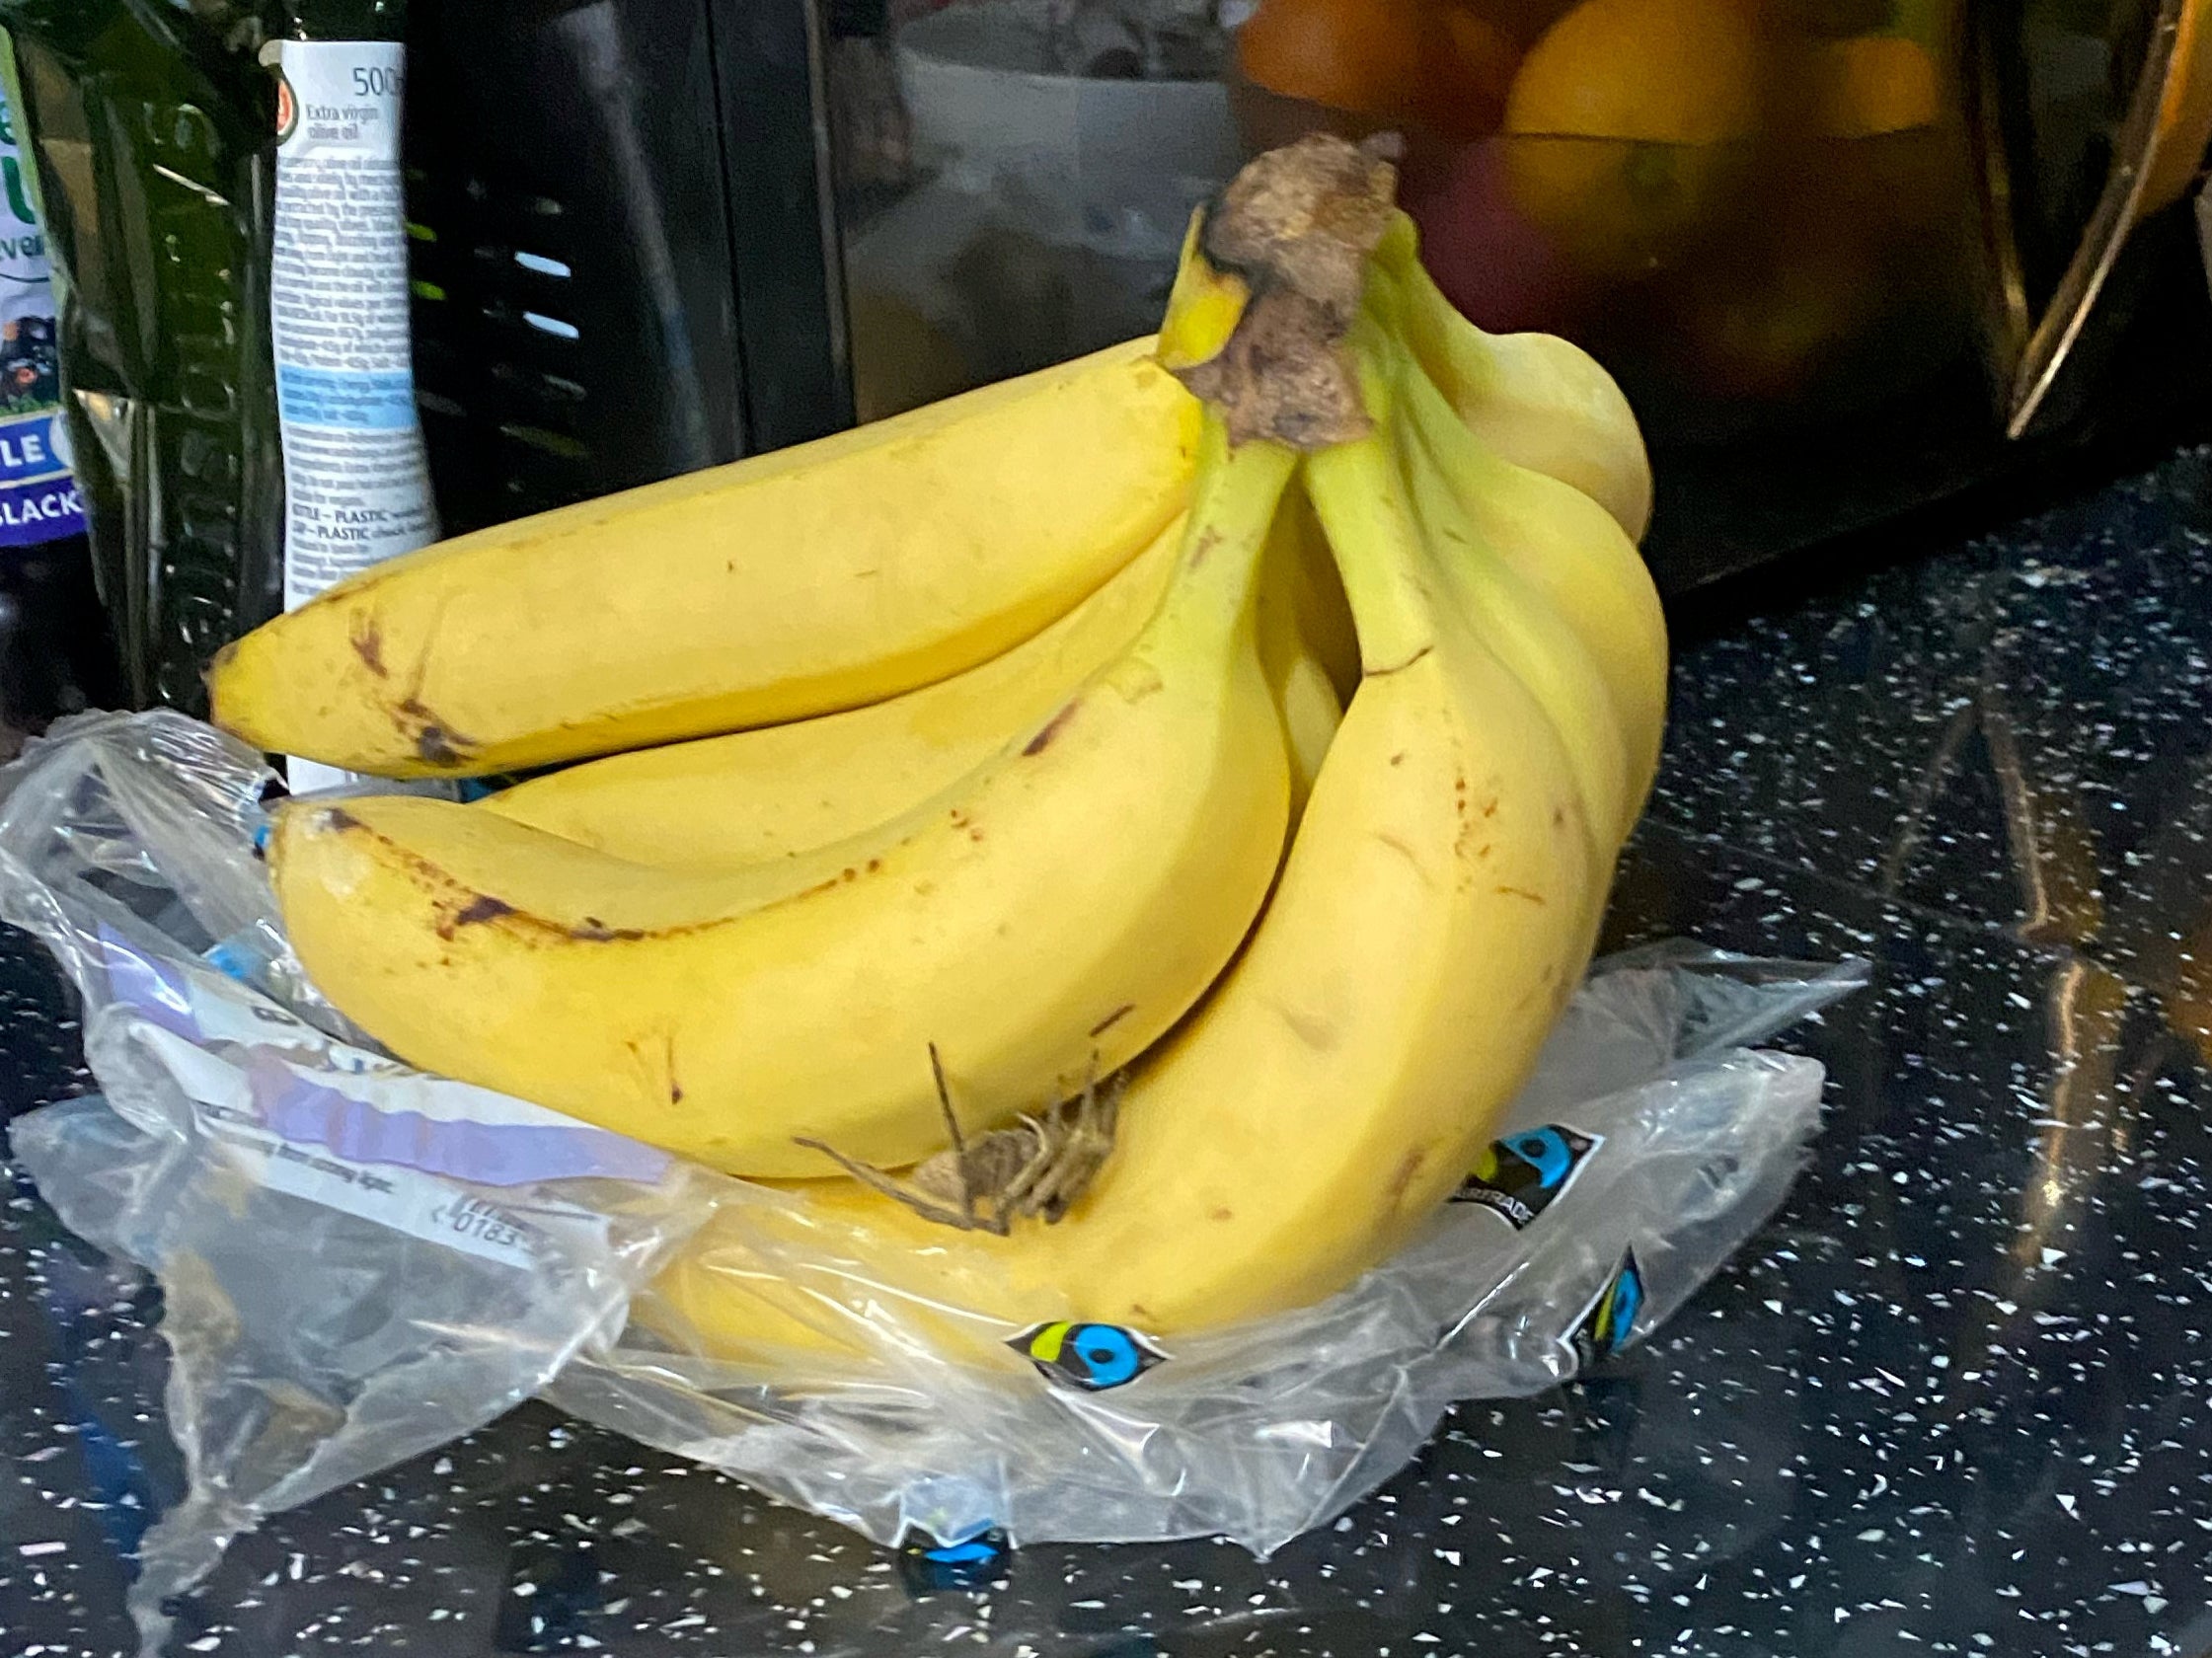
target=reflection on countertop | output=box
[15,448,2212,1653]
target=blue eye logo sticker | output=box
[1453,1123,1600,1229]
[1011,1321,1166,1392]
[1568,1248,1646,1373]
[899,1528,1011,1594]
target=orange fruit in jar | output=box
[1812,35,1942,136]
[2143,0,2212,216]
[1237,0,1519,140]
[1500,0,1767,276]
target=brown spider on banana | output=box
[795,1043,1121,1236]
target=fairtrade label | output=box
[0,86,85,550]
[1452,1123,1602,1230]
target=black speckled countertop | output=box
[13,448,2212,1657]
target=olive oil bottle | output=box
[0,0,418,720]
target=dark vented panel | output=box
[400,0,751,537]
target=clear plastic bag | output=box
[0,712,719,1650]
[0,712,1865,1643]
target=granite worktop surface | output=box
[13,448,2212,1657]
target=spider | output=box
[794,1044,1121,1236]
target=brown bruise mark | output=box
[417,727,464,767]
[1024,701,1082,757]
[1089,1003,1137,1037]
[1390,751,1407,767]
[437,893,515,940]
[349,615,388,678]
[1373,832,1431,884]
[391,696,476,771]
[572,917,647,942]
[1211,1207,1235,1222]
[1187,527,1223,569]
[665,1032,683,1105]
[1385,1146,1427,1208]
[1117,663,1168,703]
[1495,885,1547,904]
[318,806,365,834]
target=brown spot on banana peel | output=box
[437,894,516,940]
[389,696,475,770]
[1495,886,1547,905]
[349,616,388,678]
[1089,1004,1137,1038]
[1023,701,1081,757]
[417,727,467,767]
[1373,832,1432,885]
[1385,1146,1427,1208]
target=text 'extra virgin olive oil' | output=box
[0,0,430,764]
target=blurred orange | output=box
[1679,247,1876,401]
[1500,0,1766,276]
[2143,0,2212,216]
[1812,36,1942,136]
[1237,0,1519,140]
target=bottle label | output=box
[0,85,84,551]
[268,39,439,791]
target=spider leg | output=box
[1040,1075,1123,1223]
[929,1042,982,1233]
[792,1137,981,1233]
[993,1116,1058,1221]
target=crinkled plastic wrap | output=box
[0,712,1865,1637]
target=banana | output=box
[1376,212,1655,544]
[212,338,1204,778]
[1392,334,1669,826]
[1256,513,1348,817]
[482,516,1187,871]
[269,418,1296,1177]
[484,509,1343,872]
[654,310,1616,1354]
[1270,476,1364,707]
[1375,322,1655,853]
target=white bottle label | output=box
[268,40,438,792]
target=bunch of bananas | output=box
[211,136,1665,1353]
